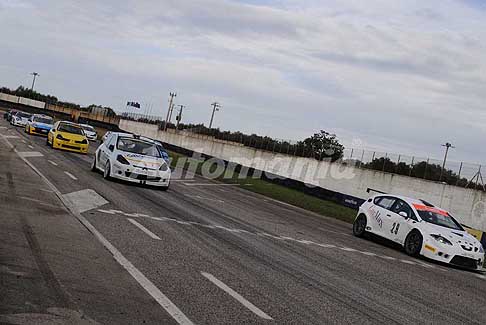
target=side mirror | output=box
[399,211,408,218]
[108,144,115,152]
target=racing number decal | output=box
[390,222,400,235]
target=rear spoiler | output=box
[366,188,387,194]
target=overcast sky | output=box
[1,0,486,164]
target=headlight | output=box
[56,134,67,140]
[80,139,88,144]
[116,155,130,165]
[159,162,169,171]
[430,234,453,246]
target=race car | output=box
[91,132,171,190]
[353,194,485,271]
[80,124,98,141]
[10,111,31,127]
[25,114,54,136]
[46,121,89,154]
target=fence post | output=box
[382,153,387,172]
[359,150,365,168]
[409,156,414,177]
[456,162,463,186]
[424,158,429,179]
[350,148,354,160]
[396,154,401,173]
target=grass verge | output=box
[168,150,357,224]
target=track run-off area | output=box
[1,117,486,324]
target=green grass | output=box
[168,150,357,224]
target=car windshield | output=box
[117,138,161,158]
[17,112,31,118]
[58,123,84,135]
[417,211,463,231]
[34,116,53,124]
[81,125,95,132]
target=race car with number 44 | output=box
[91,132,171,190]
[353,194,485,271]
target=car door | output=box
[48,121,58,143]
[389,200,417,244]
[99,133,114,167]
[373,196,397,240]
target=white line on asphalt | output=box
[28,144,34,149]
[400,259,416,265]
[184,194,224,203]
[318,227,351,236]
[127,218,161,240]
[0,135,194,325]
[17,151,44,158]
[183,183,241,186]
[64,171,78,180]
[21,139,26,143]
[48,160,58,166]
[201,272,273,320]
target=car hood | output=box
[120,153,165,169]
[421,222,480,246]
[33,122,53,129]
[58,132,86,141]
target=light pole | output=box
[440,142,455,181]
[175,105,185,130]
[164,92,176,131]
[209,102,221,129]
[30,72,39,91]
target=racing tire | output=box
[91,156,98,172]
[353,214,367,237]
[103,161,112,180]
[404,230,423,257]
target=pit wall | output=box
[120,119,486,232]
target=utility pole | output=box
[175,105,185,130]
[164,92,176,131]
[30,72,39,91]
[440,142,455,182]
[209,102,221,129]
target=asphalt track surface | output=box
[1,117,486,324]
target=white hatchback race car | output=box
[353,194,485,271]
[10,111,32,127]
[91,132,171,190]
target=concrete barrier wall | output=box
[120,119,486,231]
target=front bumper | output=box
[421,240,484,271]
[29,127,50,136]
[12,120,27,127]
[53,139,88,154]
[111,162,171,187]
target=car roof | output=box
[113,132,157,144]
[374,194,440,209]
[32,114,52,118]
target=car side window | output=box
[375,197,396,210]
[391,200,412,218]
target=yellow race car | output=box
[47,121,89,154]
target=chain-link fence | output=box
[120,113,486,190]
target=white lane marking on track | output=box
[184,194,224,203]
[17,151,43,158]
[16,196,61,209]
[183,183,241,186]
[201,272,273,320]
[0,135,195,325]
[3,135,19,139]
[21,139,26,143]
[64,171,78,180]
[127,218,161,240]
[28,144,34,149]
[48,160,58,166]
[95,209,448,272]
[318,227,350,236]
[62,189,108,213]
[475,274,486,280]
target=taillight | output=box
[116,155,130,165]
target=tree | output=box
[302,130,344,162]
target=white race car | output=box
[10,111,32,127]
[353,194,485,271]
[91,132,171,190]
[80,124,98,141]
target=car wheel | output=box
[103,161,112,180]
[404,230,423,256]
[91,156,98,172]
[353,214,367,237]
